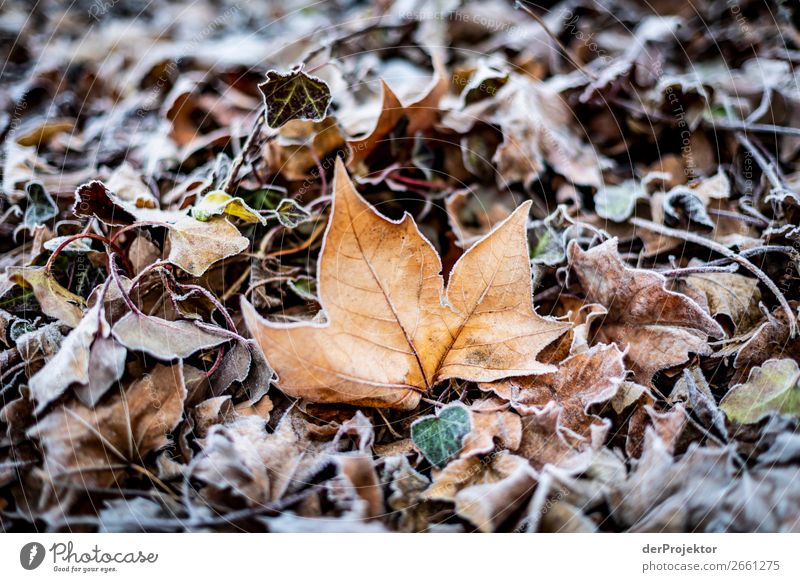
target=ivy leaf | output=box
[720,358,800,424]
[272,198,311,228]
[411,403,472,468]
[6,266,85,328]
[595,180,645,222]
[191,190,267,224]
[259,69,332,129]
[23,181,58,227]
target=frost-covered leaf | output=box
[243,159,568,409]
[720,359,800,424]
[259,69,332,129]
[191,190,266,224]
[411,403,472,468]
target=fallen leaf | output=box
[461,398,522,458]
[194,410,328,506]
[348,68,448,167]
[73,180,137,225]
[29,301,126,412]
[568,239,723,382]
[135,209,249,277]
[424,451,536,532]
[191,190,266,224]
[259,69,332,129]
[243,159,568,409]
[720,358,800,424]
[22,181,58,228]
[28,363,186,488]
[411,403,472,468]
[111,311,229,360]
[482,343,626,438]
[443,74,606,188]
[6,266,85,328]
[517,402,605,473]
[104,162,158,209]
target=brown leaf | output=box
[111,311,229,360]
[517,402,605,473]
[134,210,249,277]
[443,75,605,188]
[28,363,186,488]
[424,451,536,532]
[348,66,448,168]
[243,159,568,408]
[461,398,522,458]
[29,302,126,411]
[568,239,723,382]
[194,410,328,506]
[482,343,626,438]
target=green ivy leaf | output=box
[23,181,58,227]
[411,403,472,468]
[273,198,311,228]
[259,69,332,129]
[720,358,800,424]
[594,180,645,222]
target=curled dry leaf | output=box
[424,451,536,532]
[482,343,626,438]
[348,66,448,168]
[29,301,126,411]
[194,410,328,507]
[111,311,229,360]
[28,362,186,488]
[568,239,724,383]
[517,402,606,474]
[443,74,606,188]
[461,398,522,458]
[243,159,569,409]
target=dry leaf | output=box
[134,210,249,277]
[243,158,568,408]
[568,239,723,382]
[424,451,536,532]
[111,311,229,360]
[482,343,626,438]
[461,398,522,458]
[28,363,186,488]
[29,302,126,411]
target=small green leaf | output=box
[411,403,472,468]
[594,180,645,222]
[273,198,311,228]
[23,181,58,227]
[191,190,267,224]
[259,69,332,129]
[720,358,800,424]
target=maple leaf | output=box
[347,68,448,168]
[243,158,569,409]
[482,343,626,438]
[567,239,724,383]
[259,69,332,129]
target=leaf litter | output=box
[1,0,800,533]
